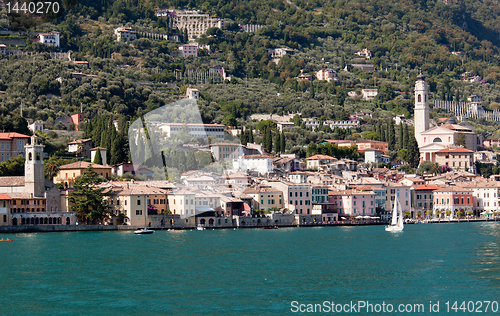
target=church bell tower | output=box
[24,135,45,197]
[414,70,429,148]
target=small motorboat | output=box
[134,228,154,235]
[262,226,278,229]
[196,225,205,231]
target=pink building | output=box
[178,44,198,57]
[329,189,376,218]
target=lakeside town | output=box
[1,73,500,231]
[2,5,500,231]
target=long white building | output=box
[158,123,225,140]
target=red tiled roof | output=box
[413,185,442,191]
[306,154,335,160]
[59,161,111,170]
[0,132,30,140]
[0,193,11,200]
[436,148,474,153]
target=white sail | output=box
[385,198,404,232]
[397,200,404,227]
[391,201,398,225]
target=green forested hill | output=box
[2,0,500,153]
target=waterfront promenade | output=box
[0,217,496,233]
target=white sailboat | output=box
[385,199,404,232]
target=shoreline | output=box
[0,218,497,234]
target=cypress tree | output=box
[403,124,409,150]
[388,119,395,150]
[186,151,198,171]
[275,130,281,152]
[249,129,254,143]
[398,124,403,150]
[407,132,420,168]
[93,149,103,165]
[280,131,286,153]
[110,133,123,166]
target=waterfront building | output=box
[0,136,74,225]
[104,183,169,226]
[468,181,500,217]
[0,194,11,226]
[384,183,411,216]
[328,189,376,217]
[311,185,329,204]
[411,184,441,217]
[266,181,312,215]
[243,186,283,211]
[433,187,473,218]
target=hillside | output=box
[1,0,500,158]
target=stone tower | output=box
[414,70,429,148]
[24,135,45,197]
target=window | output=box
[136,210,142,215]
[353,201,356,206]
[406,201,408,206]
[461,198,464,204]
[137,200,141,205]
[467,197,470,204]
[447,198,449,205]
[295,192,298,197]
[268,199,270,205]
[299,192,303,197]
[306,192,309,197]
[117,200,120,205]
[125,200,127,205]
[290,192,292,197]
[279,199,282,204]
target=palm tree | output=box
[417,211,422,219]
[436,210,442,221]
[405,211,411,219]
[445,210,452,221]
[45,162,60,182]
[466,210,473,221]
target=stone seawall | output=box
[0,225,122,233]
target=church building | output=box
[413,72,481,171]
[0,136,76,225]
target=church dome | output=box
[445,117,457,124]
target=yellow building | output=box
[0,193,11,226]
[104,183,169,226]
[244,187,283,211]
[435,148,474,172]
[55,161,112,189]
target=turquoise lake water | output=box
[0,222,499,315]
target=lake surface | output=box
[1,222,499,315]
